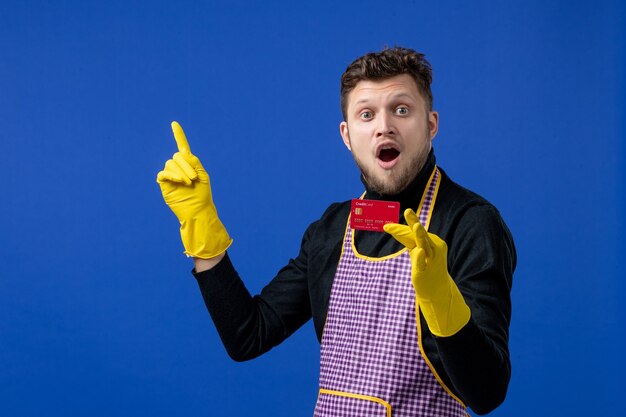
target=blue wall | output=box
[1,1,624,415]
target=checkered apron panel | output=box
[314,169,466,417]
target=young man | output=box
[157,47,516,416]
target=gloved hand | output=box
[384,209,470,337]
[157,121,232,259]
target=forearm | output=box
[433,318,510,415]
[193,252,225,272]
[194,253,287,361]
[192,215,318,363]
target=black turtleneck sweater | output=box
[193,150,516,415]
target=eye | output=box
[395,106,409,116]
[360,110,373,120]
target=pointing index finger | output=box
[171,121,191,153]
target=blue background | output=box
[1,1,624,416]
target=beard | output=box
[351,129,431,196]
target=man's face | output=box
[340,74,438,195]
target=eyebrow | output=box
[354,93,416,106]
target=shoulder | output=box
[432,168,516,263]
[298,201,351,291]
[433,168,508,228]
[303,201,351,244]
[435,168,496,217]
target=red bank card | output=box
[350,199,400,232]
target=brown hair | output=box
[340,46,433,120]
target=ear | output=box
[340,121,352,151]
[428,111,439,142]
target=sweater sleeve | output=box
[433,204,516,415]
[193,222,317,362]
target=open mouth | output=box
[376,143,401,168]
[378,148,400,162]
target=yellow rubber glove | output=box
[157,121,232,259]
[383,209,470,337]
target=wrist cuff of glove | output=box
[417,275,471,337]
[180,217,233,259]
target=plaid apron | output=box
[314,168,467,417]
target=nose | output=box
[375,112,395,137]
